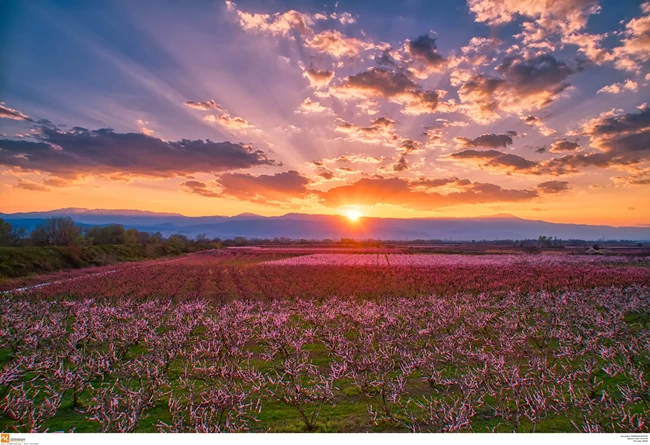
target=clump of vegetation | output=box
[0,217,219,279]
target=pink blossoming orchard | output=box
[0,248,649,433]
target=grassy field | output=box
[0,244,190,281]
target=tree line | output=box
[2,217,645,250]
[0,217,217,251]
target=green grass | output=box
[0,244,185,280]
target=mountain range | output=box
[1,208,649,241]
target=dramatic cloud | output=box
[216,170,312,204]
[597,80,639,94]
[137,119,154,136]
[455,131,518,148]
[184,171,549,210]
[550,139,580,153]
[393,139,425,172]
[180,180,221,198]
[520,115,556,136]
[317,177,539,210]
[335,68,449,114]
[204,113,259,132]
[43,177,74,188]
[319,154,384,165]
[398,139,423,155]
[468,0,600,35]
[613,169,650,186]
[5,1,649,219]
[335,117,398,145]
[303,69,335,87]
[516,105,650,174]
[185,100,258,133]
[561,32,614,65]
[182,171,313,204]
[392,156,409,172]
[14,178,51,192]
[0,103,31,121]
[540,152,615,173]
[305,30,378,58]
[539,106,650,170]
[457,54,576,122]
[317,169,335,180]
[448,149,579,175]
[410,177,473,188]
[537,180,570,193]
[449,37,501,68]
[226,1,315,37]
[0,126,276,181]
[226,1,378,59]
[184,100,223,111]
[436,119,469,128]
[450,149,538,172]
[297,98,333,114]
[404,34,446,78]
[562,4,650,73]
[612,4,650,72]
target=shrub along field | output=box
[0,244,188,280]
[0,216,217,281]
[0,250,648,433]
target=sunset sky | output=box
[1,0,649,226]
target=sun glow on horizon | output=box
[345,209,362,221]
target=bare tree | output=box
[30,217,81,246]
[0,219,25,246]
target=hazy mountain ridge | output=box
[1,209,649,241]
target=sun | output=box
[345,209,361,221]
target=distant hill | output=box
[1,208,649,241]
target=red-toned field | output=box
[4,249,649,301]
[1,248,649,433]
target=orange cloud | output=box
[403,34,447,78]
[0,103,31,121]
[448,149,578,176]
[216,170,312,205]
[180,180,221,198]
[468,0,600,36]
[520,115,556,136]
[537,180,570,194]
[184,100,223,111]
[334,68,450,115]
[185,100,259,133]
[317,177,541,210]
[549,140,580,153]
[204,113,259,132]
[297,98,333,114]
[612,5,650,72]
[303,68,335,87]
[14,179,51,192]
[597,80,638,94]
[456,54,576,123]
[455,131,518,149]
[226,1,315,37]
[335,117,398,145]
[305,30,379,58]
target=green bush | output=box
[0,244,180,279]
